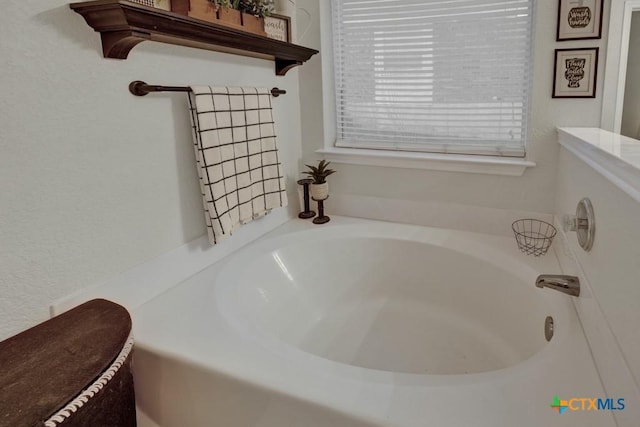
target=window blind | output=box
[332,0,534,157]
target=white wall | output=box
[297,1,609,216]
[0,1,303,340]
[554,146,640,405]
[621,12,640,139]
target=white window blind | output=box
[332,0,534,157]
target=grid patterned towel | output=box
[188,86,287,245]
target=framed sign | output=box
[553,48,599,98]
[557,0,603,40]
[264,13,292,43]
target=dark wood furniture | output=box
[70,0,319,76]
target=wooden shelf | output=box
[70,0,318,76]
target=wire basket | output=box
[512,219,557,257]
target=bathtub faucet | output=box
[535,275,580,297]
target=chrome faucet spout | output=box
[535,274,580,297]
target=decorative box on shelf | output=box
[170,0,267,37]
[241,12,266,37]
[217,5,241,27]
[170,0,216,22]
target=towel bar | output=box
[129,81,287,97]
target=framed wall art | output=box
[264,13,292,43]
[557,0,604,40]
[553,47,599,98]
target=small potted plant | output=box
[303,160,336,200]
[238,0,274,17]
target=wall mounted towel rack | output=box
[129,81,287,97]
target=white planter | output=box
[310,182,328,200]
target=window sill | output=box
[316,147,535,176]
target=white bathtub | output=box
[133,217,614,427]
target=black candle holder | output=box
[297,178,316,219]
[312,196,330,224]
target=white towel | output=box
[188,86,288,245]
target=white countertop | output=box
[557,127,640,203]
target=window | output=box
[331,0,534,157]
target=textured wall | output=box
[297,0,609,214]
[621,12,640,139]
[0,1,303,340]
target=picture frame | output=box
[557,0,603,41]
[553,48,599,98]
[264,13,292,43]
